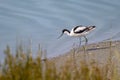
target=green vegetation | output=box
[0,41,120,80]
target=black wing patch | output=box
[73,25,83,32]
[74,27,90,33]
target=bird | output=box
[58,25,96,46]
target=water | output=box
[0,0,120,59]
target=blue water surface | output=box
[0,0,120,60]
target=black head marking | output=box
[57,29,70,39]
[62,29,70,33]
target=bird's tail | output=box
[88,26,96,30]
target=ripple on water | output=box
[0,0,120,58]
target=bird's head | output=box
[57,29,70,39]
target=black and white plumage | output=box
[58,25,96,45]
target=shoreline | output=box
[51,40,120,69]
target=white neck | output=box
[64,31,70,36]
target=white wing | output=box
[74,26,86,33]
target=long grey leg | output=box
[79,37,81,47]
[84,36,88,45]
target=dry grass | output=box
[0,41,120,80]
